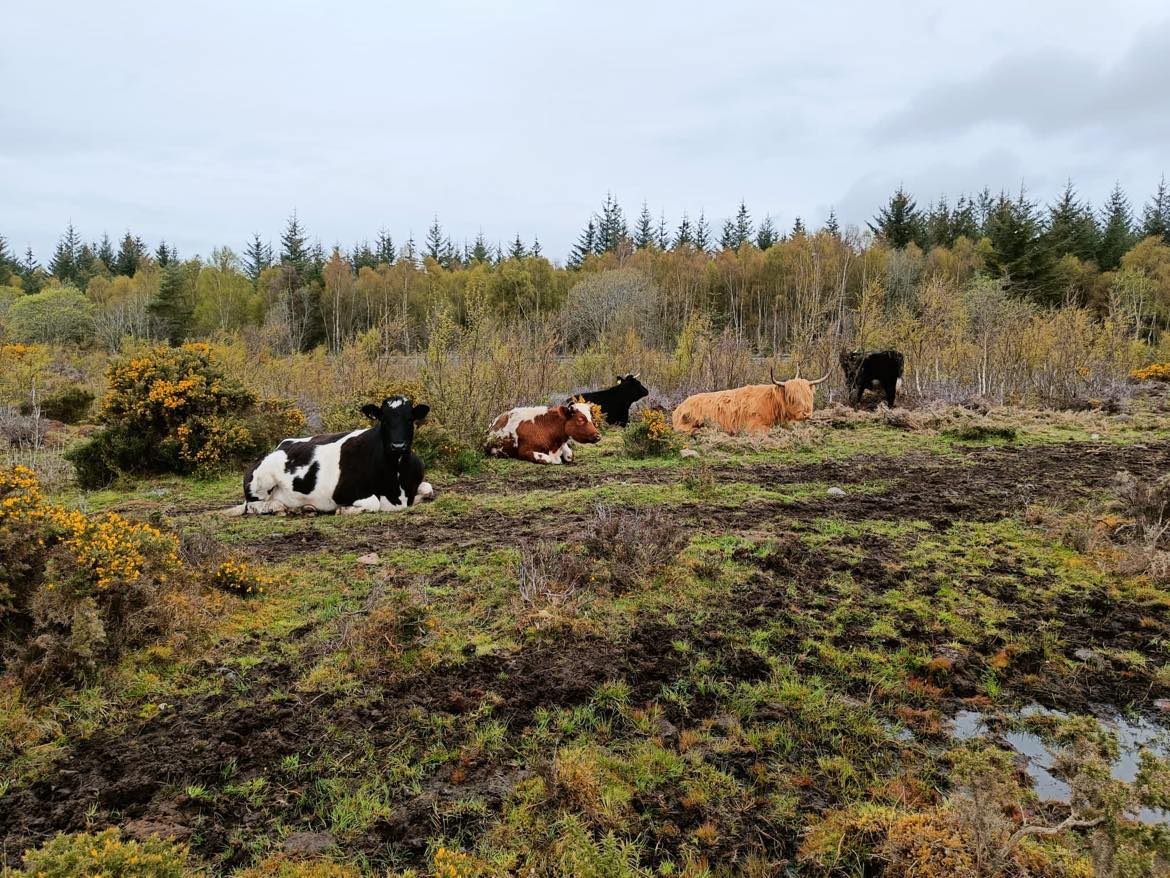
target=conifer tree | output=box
[531,237,542,258]
[869,187,924,249]
[113,232,147,277]
[149,261,198,344]
[1097,183,1135,271]
[0,234,12,285]
[569,219,597,267]
[925,197,953,248]
[985,190,1054,299]
[244,233,274,283]
[471,232,490,264]
[791,217,806,237]
[373,229,395,265]
[509,234,528,260]
[673,213,694,249]
[49,223,82,284]
[401,235,418,266]
[694,211,712,252]
[634,202,655,249]
[1140,176,1170,245]
[823,209,841,237]
[596,193,628,253]
[21,247,44,292]
[156,240,173,267]
[756,215,777,250]
[1044,181,1100,262]
[425,216,447,263]
[719,218,737,251]
[733,201,753,247]
[352,241,377,271]
[950,196,980,241]
[280,211,311,273]
[97,233,115,271]
[656,212,670,250]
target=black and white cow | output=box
[227,396,433,515]
[840,350,905,407]
[571,374,649,426]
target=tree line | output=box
[2,179,1169,356]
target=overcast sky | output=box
[3,0,1168,265]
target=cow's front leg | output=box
[560,442,574,463]
[338,495,382,515]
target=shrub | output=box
[28,386,94,424]
[7,285,95,345]
[210,559,272,596]
[0,466,187,688]
[882,811,976,878]
[17,827,197,877]
[517,541,593,611]
[942,423,1017,443]
[66,344,304,487]
[234,854,360,878]
[1131,362,1170,383]
[584,505,685,591]
[622,408,680,458]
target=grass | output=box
[5,397,1170,875]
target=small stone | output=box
[655,718,679,743]
[357,553,380,566]
[827,487,846,498]
[1073,647,1104,666]
[1155,699,1170,714]
[282,831,337,855]
[680,448,700,459]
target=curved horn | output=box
[769,365,783,386]
[808,371,831,386]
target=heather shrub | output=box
[584,505,686,591]
[29,385,94,423]
[622,408,680,458]
[65,343,304,487]
[16,827,197,877]
[0,465,188,688]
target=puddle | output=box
[950,705,1170,825]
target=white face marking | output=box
[572,402,594,421]
[387,398,405,408]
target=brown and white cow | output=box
[672,368,829,435]
[485,403,601,464]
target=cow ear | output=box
[412,403,430,423]
[616,374,624,383]
[559,404,574,418]
[361,404,381,421]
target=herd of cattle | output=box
[228,350,905,516]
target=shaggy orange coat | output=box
[671,379,819,435]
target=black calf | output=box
[840,350,904,407]
[571,374,649,426]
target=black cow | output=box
[571,374,649,426]
[228,396,433,515]
[840,350,905,407]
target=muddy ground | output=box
[3,435,1170,872]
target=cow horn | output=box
[770,365,783,386]
[808,371,831,386]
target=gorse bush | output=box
[1131,362,1170,382]
[66,343,305,487]
[0,465,187,687]
[16,827,196,877]
[210,559,272,596]
[622,408,680,458]
[29,385,95,423]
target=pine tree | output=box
[719,219,737,251]
[280,211,311,272]
[49,223,82,283]
[694,211,712,252]
[531,237,542,258]
[243,233,274,283]
[823,209,841,237]
[471,232,490,264]
[869,187,924,249]
[634,202,655,249]
[1044,181,1099,262]
[425,216,447,263]
[371,229,394,265]
[509,234,528,260]
[950,196,980,241]
[925,197,953,248]
[149,261,197,344]
[975,188,996,235]
[352,241,377,271]
[596,193,628,253]
[569,219,598,267]
[96,233,115,272]
[985,190,1054,299]
[734,201,753,247]
[112,232,147,276]
[1140,176,1170,245]
[656,212,670,250]
[791,217,806,237]
[673,213,694,249]
[156,240,173,267]
[401,235,418,266]
[756,215,777,250]
[21,247,44,292]
[1097,183,1135,271]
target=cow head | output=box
[839,351,864,376]
[770,367,829,423]
[615,373,649,402]
[361,396,430,453]
[560,403,601,443]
